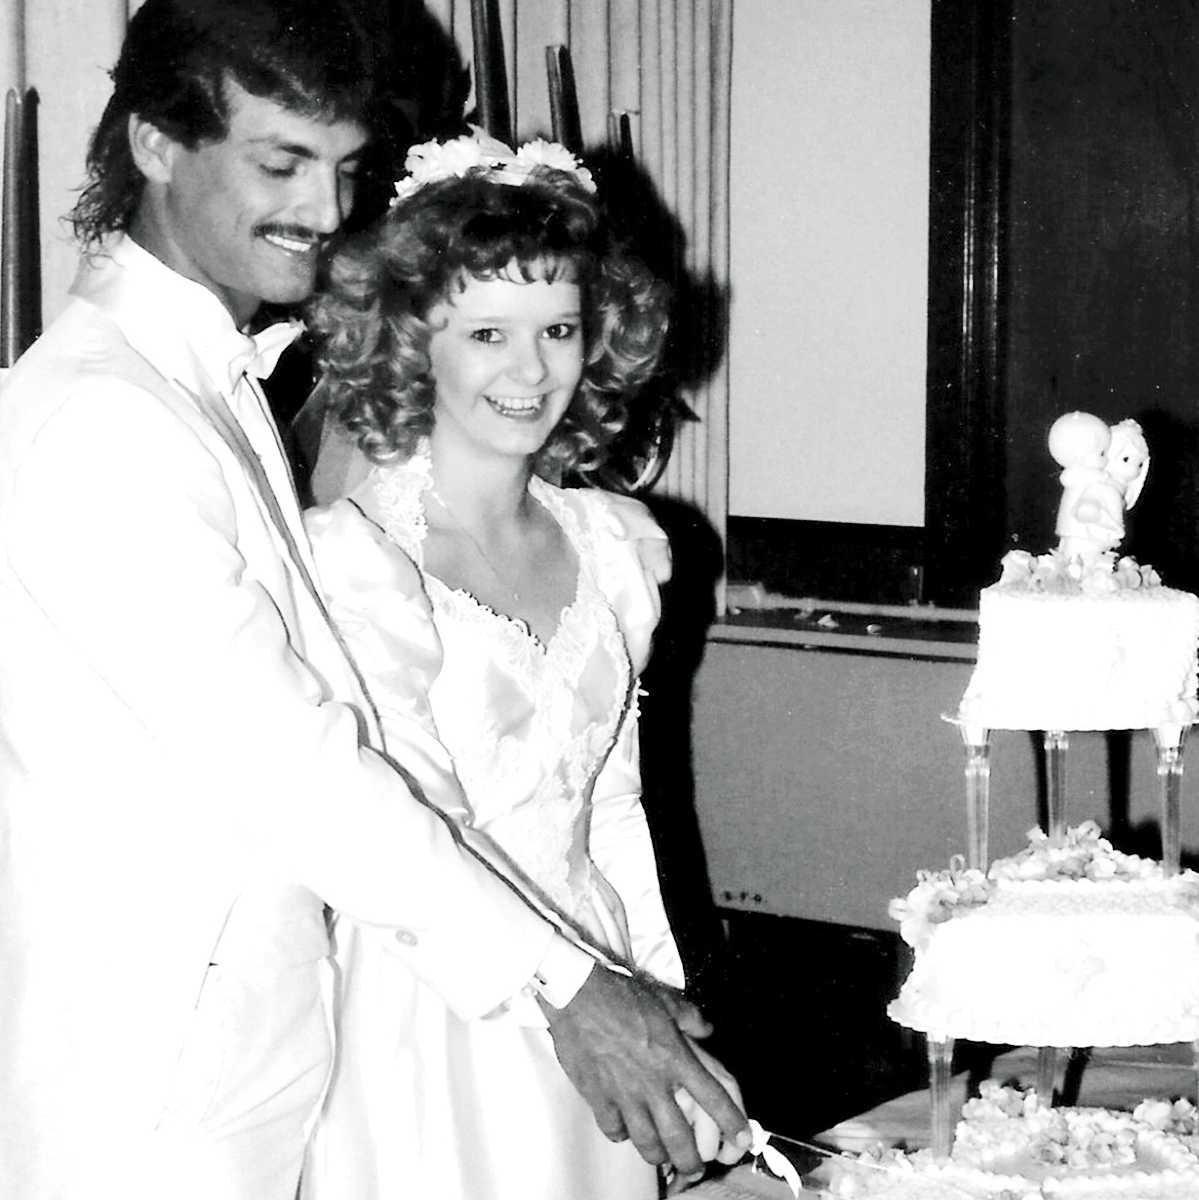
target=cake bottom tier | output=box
[826,1150,1199,1199]
[825,1085,1199,1199]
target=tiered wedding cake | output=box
[829,414,1199,1199]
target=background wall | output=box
[1,0,132,328]
[1002,1,1199,596]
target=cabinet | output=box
[690,634,1196,930]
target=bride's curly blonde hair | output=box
[307,166,669,479]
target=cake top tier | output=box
[956,409,1199,733]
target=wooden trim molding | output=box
[923,0,1013,606]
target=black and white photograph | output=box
[6,3,1199,1197]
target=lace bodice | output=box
[304,453,681,981]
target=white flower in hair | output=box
[515,138,596,190]
[409,136,487,181]
[392,128,596,205]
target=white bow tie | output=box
[229,320,303,387]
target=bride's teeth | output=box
[489,395,542,413]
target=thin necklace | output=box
[427,484,524,605]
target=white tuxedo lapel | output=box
[176,359,382,741]
[177,361,318,603]
[72,241,381,735]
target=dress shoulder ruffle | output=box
[537,484,670,674]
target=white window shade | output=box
[729,0,930,528]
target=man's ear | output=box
[127,114,177,184]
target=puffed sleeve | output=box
[572,489,684,988]
[580,489,672,673]
[304,499,469,824]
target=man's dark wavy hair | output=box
[307,166,670,480]
[70,0,377,247]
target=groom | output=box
[0,0,748,1196]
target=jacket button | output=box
[394,929,418,947]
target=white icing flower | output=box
[1136,1099,1175,1130]
[1114,555,1144,589]
[889,859,992,948]
[1085,852,1118,880]
[988,821,1161,884]
[1133,1096,1199,1135]
[1079,566,1118,596]
[995,544,1165,596]
[998,550,1035,585]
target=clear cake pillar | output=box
[927,1036,954,1159]
[1043,729,1069,838]
[953,719,991,871]
[1153,723,1190,876]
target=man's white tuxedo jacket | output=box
[0,237,565,1194]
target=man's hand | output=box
[538,965,750,1176]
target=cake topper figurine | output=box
[1049,411,1149,564]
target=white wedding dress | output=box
[299,450,683,1200]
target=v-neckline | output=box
[426,571,583,655]
[429,474,586,651]
[367,451,585,652]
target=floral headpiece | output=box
[391,128,596,206]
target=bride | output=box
[298,132,744,1199]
